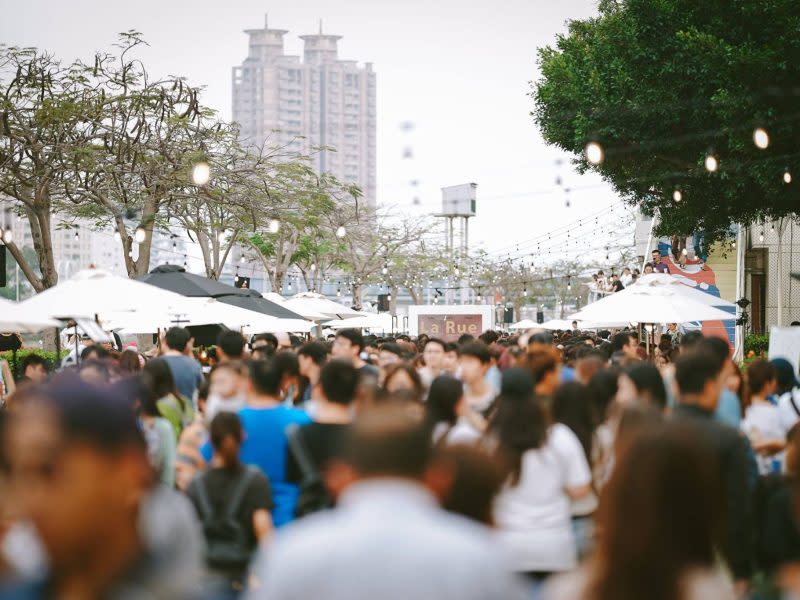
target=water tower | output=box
[436,183,477,303]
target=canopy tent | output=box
[570,281,735,325]
[106,297,312,334]
[139,264,306,321]
[283,292,361,320]
[325,312,394,331]
[19,268,187,320]
[631,273,737,308]
[510,318,628,331]
[0,297,60,333]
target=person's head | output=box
[724,360,744,397]
[216,330,246,361]
[248,359,282,399]
[588,367,620,426]
[117,349,142,375]
[271,351,300,397]
[575,351,607,385]
[319,359,359,406]
[489,368,546,485]
[3,379,150,574]
[209,411,243,468]
[340,405,430,481]
[383,363,424,402]
[617,362,667,411]
[651,248,662,264]
[142,358,180,401]
[458,342,491,384]
[378,342,403,370]
[332,329,364,363]
[478,330,500,348]
[425,375,465,427]
[552,381,593,462]
[297,341,328,378]
[770,358,798,396]
[623,267,631,275]
[209,361,244,400]
[80,345,109,362]
[679,330,704,351]
[571,320,579,330]
[746,359,777,398]
[441,342,459,375]
[21,354,48,383]
[526,346,561,396]
[79,360,110,385]
[674,351,723,411]
[163,327,193,354]
[251,346,272,362]
[457,333,475,346]
[593,424,722,600]
[643,262,654,274]
[611,332,638,359]
[275,332,292,352]
[252,333,278,352]
[422,338,446,372]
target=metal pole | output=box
[642,213,657,272]
[777,218,786,327]
[733,223,746,363]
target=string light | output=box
[704,154,718,173]
[3,227,12,244]
[770,223,775,233]
[113,230,121,243]
[134,227,146,243]
[672,189,682,202]
[336,225,346,238]
[753,128,769,149]
[268,219,280,234]
[74,230,79,241]
[240,254,245,263]
[759,230,765,243]
[310,263,317,272]
[784,169,792,184]
[567,276,572,291]
[585,141,604,165]
[191,161,210,186]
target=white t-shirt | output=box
[741,401,787,475]
[432,418,482,446]
[493,423,592,572]
[777,388,800,433]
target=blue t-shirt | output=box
[203,405,311,527]
[160,355,203,402]
[714,389,742,428]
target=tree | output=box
[534,0,800,241]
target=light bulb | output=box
[387,294,392,302]
[217,231,225,242]
[3,228,12,243]
[673,189,682,202]
[382,266,388,275]
[268,219,280,234]
[753,128,769,149]
[523,288,528,297]
[336,225,346,238]
[681,247,688,255]
[784,170,792,184]
[172,242,177,250]
[310,263,317,272]
[704,154,718,173]
[240,255,245,263]
[585,141,604,165]
[134,227,146,243]
[770,224,775,232]
[74,231,79,241]
[113,230,121,243]
[477,295,482,303]
[759,231,765,242]
[191,161,210,186]
[337,288,341,297]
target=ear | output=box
[423,460,454,505]
[324,461,357,500]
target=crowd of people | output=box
[0,321,799,599]
[587,248,672,302]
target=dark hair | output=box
[433,444,505,525]
[248,359,282,397]
[679,330,704,351]
[272,350,299,378]
[342,406,431,478]
[611,332,634,353]
[383,363,424,403]
[424,338,446,352]
[37,377,146,453]
[380,342,403,358]
[425,375,464,428]
[458,341,491,364]
[165,327,192,352]
[746,359,776,395]
[479,331,499,345]
[80,345,110,361]
[552,382,593,464]
[698,337,729,374]
[253,333,278,349]
[651,248,661,255]
[320,359,359,406]
[457,333,475,345]
[443,342,458,353]
[336,328,365,352]
[526,346,561,385]
[209,412,243,468]
[489,368,547,485]
[624,362,667,410]
[217,330,245,359]
[297,341,329,366]
[142,358,184,412]
[20,353,48,375]
[675,351,720,397]
[79,359,110,382]
[197,380,210,402]
[251,346,272,361]
[770,358,797,396]
[588,367,620,425]
[118,349,141,374]
[591,424,722,600]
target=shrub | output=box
[744,334,770,358]
[0,349,68,379]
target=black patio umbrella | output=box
[139,264,305,321]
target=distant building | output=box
[232,17,377,206]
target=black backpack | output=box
[194,466,258,569]
[286,424,332,518]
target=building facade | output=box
[232,17,377,206]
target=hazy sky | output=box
[0,0,622,260]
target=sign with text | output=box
[418,313,482,342]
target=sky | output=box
[0,0,625,263]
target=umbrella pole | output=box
[74,327,80,366]
[54,327,61,369]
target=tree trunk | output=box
[351,282,363,310]
[389,284,398,315]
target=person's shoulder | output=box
[541,567,590,600]
[683,568,735,600]
[549,422,581,448]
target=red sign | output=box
[418,314,482,342]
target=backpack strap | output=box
[224,466,257,519]
[790,391,800,419]
[286,424,320,484]
[193,475,214,521]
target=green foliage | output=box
[0,349,68,378]
[744,333,770,357]
[534,0,800,241]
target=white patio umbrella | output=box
[631,273,737,308]
[283,292,360,320]
[509,318,540,330]
[570,283,735,324]
[325,312,393,331]
[0,297,60,333]
[20,268,187,320]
